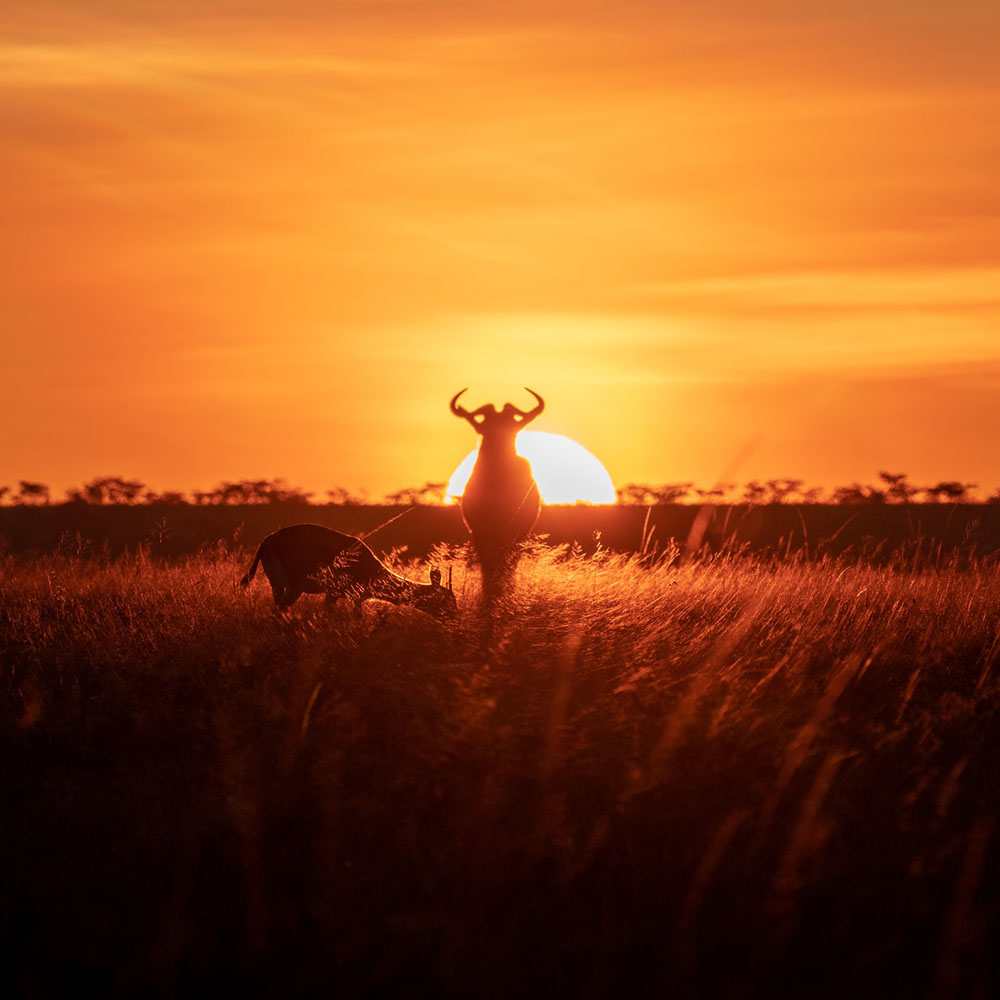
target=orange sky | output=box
[3,1,999,499]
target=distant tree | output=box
[198,478,312,505]
[616,483,656,505]
[695,483,735,503]
[266,479,313,504]
[988,489,1000,505]
[325,487,367,506]
[224,480,272,504]
[0,486,9,505]
[245,480,269,503]
[924,481,976,503]
[765,478,805,504]
[82,478,108,504]
[417,482,447,504]
[878,471,918,504]
[616,482,692,504]
[384,482,447,505]
[655,482,694,503]
[742,479,824,504]
[216,481,252,505]
[921,485,942,503]
[384,487,415,505]
[72,476,145,504]
[15,481,50,505]
[110,478,145,504]
[831,483,885,505]
[144,490,187,505]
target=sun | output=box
[446,431,616,505]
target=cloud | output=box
[616,268,1000,313]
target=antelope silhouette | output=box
[240,524,456,615]
[450,387,544,598]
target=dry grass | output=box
[2,543,999,997]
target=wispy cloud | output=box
[616,268,1000,313]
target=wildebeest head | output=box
[450,388,544,438]
[416,566,458,616]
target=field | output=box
[2,525,1000,997]
[3,500,1000,563]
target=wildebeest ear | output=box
[430,567,442,587]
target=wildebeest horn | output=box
[512,387,545,423]
[450,389,470,417]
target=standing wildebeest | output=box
[450,387,544,598]
[240,524,456,615]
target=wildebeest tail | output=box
[240,540,266,588]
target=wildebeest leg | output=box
[261,549,292,608]
[352,596,367,626]
[478,548,516,607]
[321,571,354,613]
[276,585,303,610]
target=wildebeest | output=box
[240,523,456,615]
[450,387,544,598]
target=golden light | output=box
[446,431,616,505]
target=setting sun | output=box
[446,431,616,505]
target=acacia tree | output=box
[878,471,919,503]
[110,478,145,504]
[71,476,146,504]
[83,479,107,503]
[198,479,312,505]
[765,478,805,504]
[326,487,367,506]
[144,490,187,505]
[695,483,735,503]
[831,483,885,504]
[742,481,768,504]
[923,481,976,503]
[15,481,50,505]
[616,483,693,504]
[263,479,313,504]
[384,482,447,505]
[655,483,694,503]
[616,483,656,505]
[216,482,252,504]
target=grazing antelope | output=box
[240,524,456,615]
[450,387,544,598]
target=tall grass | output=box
[2,544,998,997]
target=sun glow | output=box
[446,431,616,505]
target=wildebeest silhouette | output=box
[450,387,545,599]
[240,523,456,615]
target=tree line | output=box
[615,471,991,505]
[0,472,995,507]
[0,477,448,507]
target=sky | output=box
[3,0,999,499]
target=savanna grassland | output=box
[2,539,1000,998]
